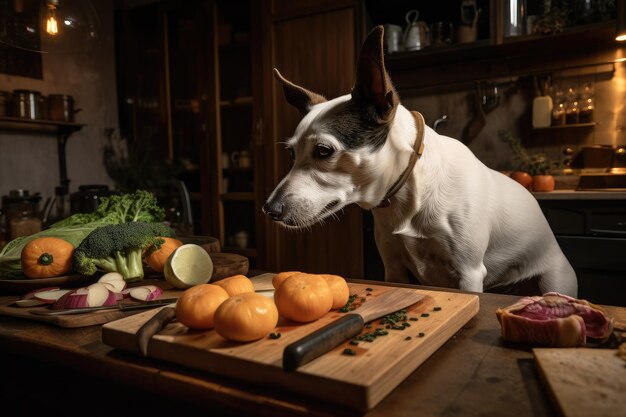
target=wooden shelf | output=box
[220,192,255,201]
[0,116,85,134]
[533,122,597,130]
[222,246,257,258]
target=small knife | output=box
[30,298,178,316]
[283,288,424,371]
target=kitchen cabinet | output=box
[115,0,264,264]
[258,0,364,277]
[538,196,626,307]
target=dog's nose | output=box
[262,201,284,221]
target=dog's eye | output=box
[313,144,334,159]
[287,147,295,160]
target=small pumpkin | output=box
[214,293,279,342]
[175,284,229,329]
[274,273,333,323]
[145,237,183,273]
[21,237,74,279]
[213,274,255,296]
[272,270,301,289]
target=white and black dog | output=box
[262,26,577,297]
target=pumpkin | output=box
[272,270,301,289]
[145,237,183,273]
[214,293,279,342]
[175,284,229,329]
[274,273,333,323]
[213,274,255,296]
[21,237,74,279]
[532,175,555,192]
[321,274,350,310]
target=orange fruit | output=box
[272,271,301,289]
[321,274,350,309]
[214,293,279,342]
[274,273,333,323]
[213,274,255,296]
[145,237,183,273]
[175,284,229,329]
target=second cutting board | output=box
[102,283,479,410]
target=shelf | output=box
[220,96,253,108]
[220,192,255,201]
[533,122,597,130]
[0,116,85,133]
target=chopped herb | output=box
[365,287,373,292]
[343,348,357,356]
[433,306,442,311]
[339,294,358,313]
[365,323,372,329]
[421,313,430,318]
[360,297,366,302]
[269,332,281,339]
[405,336,412,341]
[409,317,418,321]
[366,293,372,296]
[349,340,359,346]
[417,332,425,338]
[402,322,411,327]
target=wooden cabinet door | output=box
[260,0,363,278]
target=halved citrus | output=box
[163,244,213,289]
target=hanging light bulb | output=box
[45,1,59,36]
[0,0,101,53]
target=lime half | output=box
[163,244,214,289]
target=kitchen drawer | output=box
[543,208,585,235]
[587,212,626,237]
[556,236,626,272]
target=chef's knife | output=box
[283,288,424,371]
[136,306,177,356]
[30,298,178,316]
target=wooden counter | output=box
[0,278,624,417]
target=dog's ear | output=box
[273,68,327,115]
[352,26,399,124]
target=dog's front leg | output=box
[457,263,488,293]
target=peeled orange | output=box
[214,293,279,342]
[272,271,301,289]
[175,284,229,329]
[213,274,255,296]
[274,273,333,323]
[321,274,350,309]
[164,244,213,289]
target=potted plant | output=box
[529,154,555,192]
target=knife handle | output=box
[136,307,176,357]
[283,314,364,372]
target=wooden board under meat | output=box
[534,347,626,417]
[102,282,479,410]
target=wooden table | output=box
[1,278,624,417]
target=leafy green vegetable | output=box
[0,190,166,278]
[72,222,173,282]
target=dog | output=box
[262,26,577,297]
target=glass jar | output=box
[565,87,579,124]
[578,83,594,123]
[1,189,42,240]
[551,88,566,126]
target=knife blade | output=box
[282,288,425,371]
[30,298,178,316]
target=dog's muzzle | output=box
[262,200,284,221]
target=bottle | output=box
[532,95,553,128]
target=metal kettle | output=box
[403,9,430,51]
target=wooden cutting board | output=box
[0,253,249,328]
[102,282,479,410]
[534,347,626,417]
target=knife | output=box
[282,288,424,371]
[30,298,178,316]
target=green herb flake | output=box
[417,332,425,338]
[421,313,430,318]
[343,348,357,356]
[433,306,442,311]
[268,332,281,339]
[349,340,359,346]
[405,336,412,341]
[409,317,418,321]
[365,323,372,329]
[365,288,373,292]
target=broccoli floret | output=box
[72,222,173,282]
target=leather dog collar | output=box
[377,111,425,208]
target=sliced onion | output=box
[98,273,127,292]
[15,298,48,308]
[52,286,117,310]
[21,287,60,300]
[33,289,73,304]
[129,285,163,301]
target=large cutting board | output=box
[102,282,479,410]
[534,347,626,417]
[0,253,249,328]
